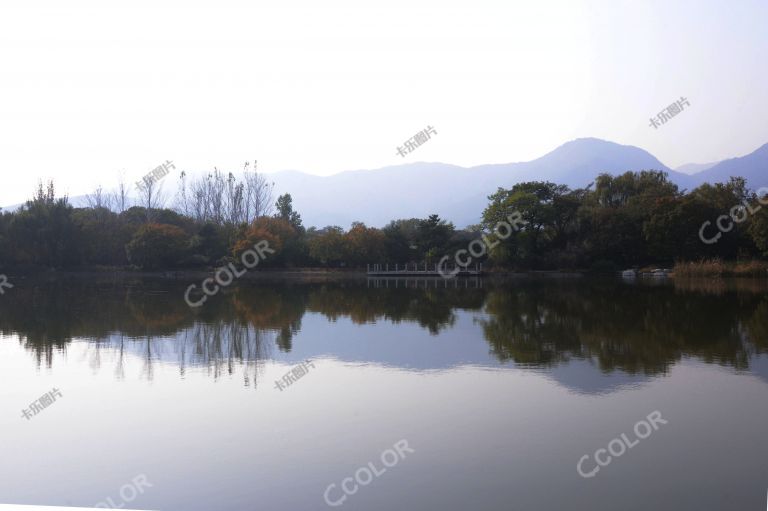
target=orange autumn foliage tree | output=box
[343,222,386,266]
[233,217,297,266]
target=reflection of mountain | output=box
[1,276,767,394]
[544,360,651,395]
[747,354,768,387]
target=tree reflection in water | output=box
[1,276,767,384]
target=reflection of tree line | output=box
[305,284,485,334]
[0,279,484,368]
[478,279,768,374]
[1,278,767,377]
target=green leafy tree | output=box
[748,200,768,256]
[72,208,132,265]
[416,214,455,263]
[483,182,573,268]
[382,219,420,263]
[579,171,680,267]
[10,181,81,267]
[275,193,303,232]
[126,223,188,270]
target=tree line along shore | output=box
[1,169,767,277]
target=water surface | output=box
[1,275,767,510]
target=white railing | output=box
[366,263,482,274]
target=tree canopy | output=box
[0,170,766,272]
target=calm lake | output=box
[1,275,767,511]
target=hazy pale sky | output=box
[1,0,766,206]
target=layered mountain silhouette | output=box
[675,161,721,174]
[689,142,768,188]
[6,138,767,228]
[266,137,765,228]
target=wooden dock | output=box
[366,263,483,277]
[368,276,483,288]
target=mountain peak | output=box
[695,140,768,188]
[550,137,660,157]
[529,138,671,182]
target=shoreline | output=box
[1,264,766,281]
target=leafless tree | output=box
[208,169,226,224]
[137,177,166,222]
[188,172,217,223]
[243,160,274,222]
[185,170,220,223]
[175,170,192,218]
[31,179,59,205]
[225,172,245,224]
[174,161,273,226]
[112,171,130,213]
[85,184,113,211]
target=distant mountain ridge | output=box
[3,138,767,228]
[675,161,721,175]
[268,138,691,227]
[692,142,768,187]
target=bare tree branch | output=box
[86,184,113,211]
[136,177,166,222]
